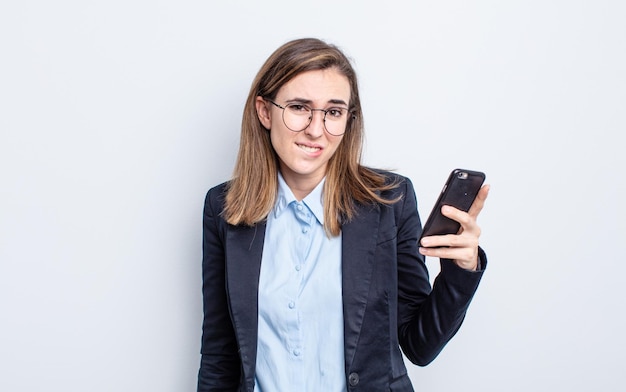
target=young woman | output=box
[198,37,489,392]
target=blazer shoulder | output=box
[204,180,230,217]
[365,167,414,200]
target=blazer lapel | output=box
[341,203,381,367]
[225,222,266,386]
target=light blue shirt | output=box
[255,174,346,392]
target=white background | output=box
[1,1,625,391]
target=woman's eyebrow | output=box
[285,97,314,105]
[286,97,349,107]
[328,99,349,106]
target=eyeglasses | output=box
[266,99,350,136]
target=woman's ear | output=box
[255,96,272,130]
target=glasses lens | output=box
[283,104,312,132]
[323,107,348,136]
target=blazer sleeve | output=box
[395,176,486,366]
[197,184,241,391]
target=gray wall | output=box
[1,1,624,391]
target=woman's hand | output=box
[419,184,490,271]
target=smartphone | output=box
[419,169,486,246]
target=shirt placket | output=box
[287,201,314,362]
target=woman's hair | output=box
[223,37,398,236]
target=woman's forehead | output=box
[276,69,351,104]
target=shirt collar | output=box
[275,173,325,225]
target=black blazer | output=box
[198,172,485,392]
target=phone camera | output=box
[457,172,469,180]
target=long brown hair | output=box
[224,38,399,236]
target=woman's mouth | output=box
[296,143,321,153]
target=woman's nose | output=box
[304,109,326,137]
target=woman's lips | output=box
[296,143,322,153]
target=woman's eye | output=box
[288,104,309,113]
[328,108,345,118]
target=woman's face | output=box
[256,68,350,194]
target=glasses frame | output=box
[266,99,350,136]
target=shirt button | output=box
[348,372,359,386]
[288,301,295,309]
[302,228,308,234]
[293,349,300,356]
[296,204,303,211]
[295,265,301,271]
